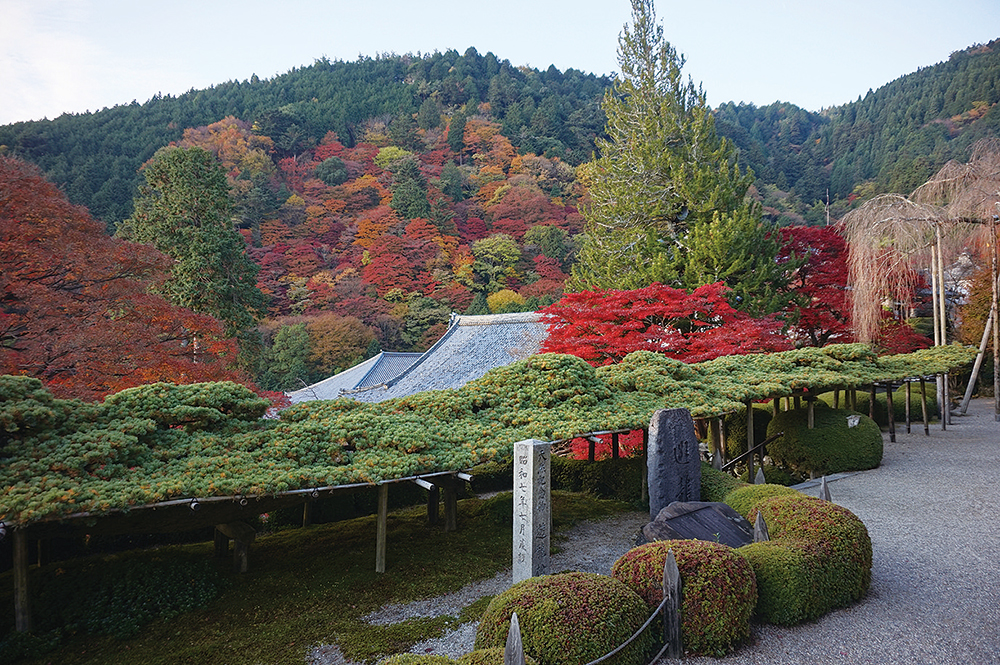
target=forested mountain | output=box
[0,49,609,225]
[1,41,997,227]
[715,39,1000,223]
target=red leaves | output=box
[0,156,251,401]
[540,282,791,366]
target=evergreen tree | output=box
[118,146,267,343]
[569,0,787,314]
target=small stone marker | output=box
[819,476,832,502]
[754,467,766,485]
[648,408,701,520]
[753,512,770,542]
[639,501,753,548]
[505,611,525,665]
[513,439,551,583]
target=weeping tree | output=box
[844,138,1000,416]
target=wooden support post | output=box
[794,395,801,410]
[920,378,930,436]
[807,397,815,429]
[710,418,723,469]
[662,549,682,659]
[746,400,755,483]
[427,485,440,526]
[14,529,31,633]
[886,384,896,443]
[214,527,229,558]
[772,397,780,415]
[851,389,857,411]
[834,389,840,409]
[943,372,951,427]
[216,522,256,573]
[611,431,620,459]
[869,385,876,420]
[641,429,649,504]
[376,484,388,573]
[905,381,912,434]
[939,374,947,431]
[443,481,458,533]
[587,437,596,462]
[302,500,313,528]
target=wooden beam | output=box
[611,431,620,459]
[886,384,896,443]
[427,485,440,526]
[920,378,930,436]
[375,484,388,573]
[746,400,755,483]
[14,529,31,632]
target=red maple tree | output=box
[540,282,791,366]
[0,156,251,401]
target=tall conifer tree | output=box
[570,0,789,315]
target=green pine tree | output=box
[569,0,788,313]
[118,146,267,344]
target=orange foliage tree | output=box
[0,156,250,401]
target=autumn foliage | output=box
[540,282,792,366]
[0,156,250,401]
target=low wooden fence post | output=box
[885,384,896,443]
[662,549,682,659]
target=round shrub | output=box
[455,648,538,665]
[611,540,757,657]
[723,484,801,519]
[721,405,772,458]
[473,572,654,665]
[381,655,454,665]
[766,407,883,476]
[737,494,872,624]
[700,462,744,503]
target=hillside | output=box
[1,42,997,393]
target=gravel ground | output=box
[311,398,1000,664]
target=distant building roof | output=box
[287,312,550,404]
[286,351,423,404]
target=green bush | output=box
[721,405,773,458]
[30,551,225,640]
[817,384,939,426]
[766,407,883,477]
[736,494,872,625]
[737,463,799,486]
[381,655,454,665]
[700,463,744,502]
[455,648,538,665]
[474,572,654,665]
[550,456,644,504]
[723,484,801,520]
[611,540,756,657]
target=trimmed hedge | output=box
[381,656,454,665]
[700,463,744,502]
[723,484,800,520]
[474,572,654,665]
[611,540,757,657]
[766,407,883,477]
[455,648,538,665]
[736,494,872,624]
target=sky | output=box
[2,0,998,126]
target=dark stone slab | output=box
[647,408,701,520]
[638,501,753,548]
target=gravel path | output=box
[311,398,1000,664]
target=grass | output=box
[1,491,632,665]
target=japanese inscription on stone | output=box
[647,408,701,521]
[513,439,551,583]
